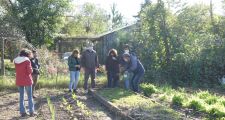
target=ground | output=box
[0,88,116,120]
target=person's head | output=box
[72,49,79,58]
[108,49,118,57]
[19,49,33,59]
[86,41,94,50]
[32,50,37,58]
[123,44,130,53]
[123,53,130,62]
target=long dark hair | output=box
[72,49,80,58]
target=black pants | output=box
[107,71,119,88]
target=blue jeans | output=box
[107,72,119,88]
[131,70,144,92]
[69,71,80,90]
[19,86,34,114]
[124,72,133,89]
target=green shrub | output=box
[172,95,184,106]
[197,91,211,99]
[188,99,206,112]
[205,96,218,105]
[140,83,158,97]
[207,104,225,118]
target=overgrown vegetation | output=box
[140,83,225,119]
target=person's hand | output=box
[76,65,80,68]
[80,67,84,73]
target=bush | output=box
[207,104,225,118]
[197,91,211,99]
[140,83,158,97]
[172,95,184,106]
[187,99,206,112]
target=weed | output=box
[140,83,157,96]
[187,98,206,112]
[172,94,184,106]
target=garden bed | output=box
[140,83,225,119]
[92,88,184,120]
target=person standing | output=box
[14,49,36,117]
[105,49,120,88]
[81,42,99,92]
[30,50,40,98]
[68,49,81,93]
[122,53,145,92]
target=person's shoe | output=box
[68,90,72,93]
[33,95,37,99]
[30,112,37,117]
[73,89,77,93]
[21,113,28,117]
[84,89,88,94]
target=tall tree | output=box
[61,2,109,36]
[7,0,70,47]
[110,3,124,29]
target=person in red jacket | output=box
[14,49,36,117]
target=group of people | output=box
[68,42,145,93]
[13,42,145,117]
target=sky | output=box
[72,0,224,23]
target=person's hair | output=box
[32,50,37,53]
[72,49,80,57]
[123,44,130,49]
[108,49,118,56]
[19,49,32,57]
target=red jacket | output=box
[14,56,33,86]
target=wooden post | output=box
[1,38,5,76]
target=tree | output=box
[7,0,70,47]
[110,3,124,29]
[61,2,109,36]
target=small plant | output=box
[47,96,55,120]
[207,104,225,118]
[205,96,218,105]
[72,93,77,100]
[140,83,157,96]
[197,91,211,99]
[172,94,184,106]
[187,99,206,112]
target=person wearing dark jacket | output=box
[30,50,40,98]
[68,49,81,93]
[81,42,99,91]
[119,44,134,89]
[105,49,120,88]
[123,53,145,92]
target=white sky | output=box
[72,0,224,23]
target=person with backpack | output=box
[81,41,99,92]
[14,49,36,117]
[68,49,81,93]
[30,50,40,98]
[105,49,120,88]
[122,52,145,92]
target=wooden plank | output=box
[89,89,135,120]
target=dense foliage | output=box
[119,0,225,87]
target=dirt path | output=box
[0,88,115,120]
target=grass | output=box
[0,73,107,92]
[98,88,182,120]
[139,83,225,119]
